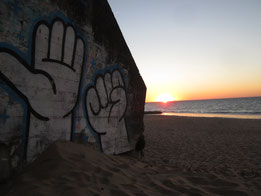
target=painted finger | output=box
[112,70,124,88]
[104,72,112,99]
[63,26,75,66]
[73,38,84,73]
[49,20,64,61]
[95,76,108,108]
[86,87,106,135]
[34,23,49,68]
[110,87,127,121]
[86,87,100,116]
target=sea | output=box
[145,97,261,119]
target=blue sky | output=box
[108,0,261,101]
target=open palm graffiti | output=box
[0,18,85,120]
[0,15,129,160]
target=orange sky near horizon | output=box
[108,1,261,103]
[145,75,261,102]
[146,87,261,102]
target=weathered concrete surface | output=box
[0,0,146,180]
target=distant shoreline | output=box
[145,97,261,119]
[144,111,261,119]
[146,96,261,103]
[144,111,162,115]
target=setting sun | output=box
[155,93,175,103]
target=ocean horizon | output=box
[145,96,261,119]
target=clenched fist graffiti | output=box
[0,15,130,159]
[84,69,130,154]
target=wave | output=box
[145,97,261,116]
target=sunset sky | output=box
[108,0,261,102]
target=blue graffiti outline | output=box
[0,108,9,125]
[0,11,85,69]
[81,65,130,151]
[0,11,88,159]
[71,33,88,141]
[0,81,28,161]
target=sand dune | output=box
[2,115,261,195]
[3,141,186,196]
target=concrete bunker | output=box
[0,0,146,180]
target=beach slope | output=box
[2,115,261,195]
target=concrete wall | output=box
[0,0,146,179]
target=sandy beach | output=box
[2,115,261,195]
[143,115,261,195]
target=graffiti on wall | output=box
[0,13,130,162]
[0,83,28,166]
[0,16,85,161]
[84,69,130,154]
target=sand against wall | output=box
[1,115,261,195]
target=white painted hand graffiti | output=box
[0,19,84,120]
[85,69,130,154]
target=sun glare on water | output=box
[156,93,175,103]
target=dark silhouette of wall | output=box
[0,0,146,181]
